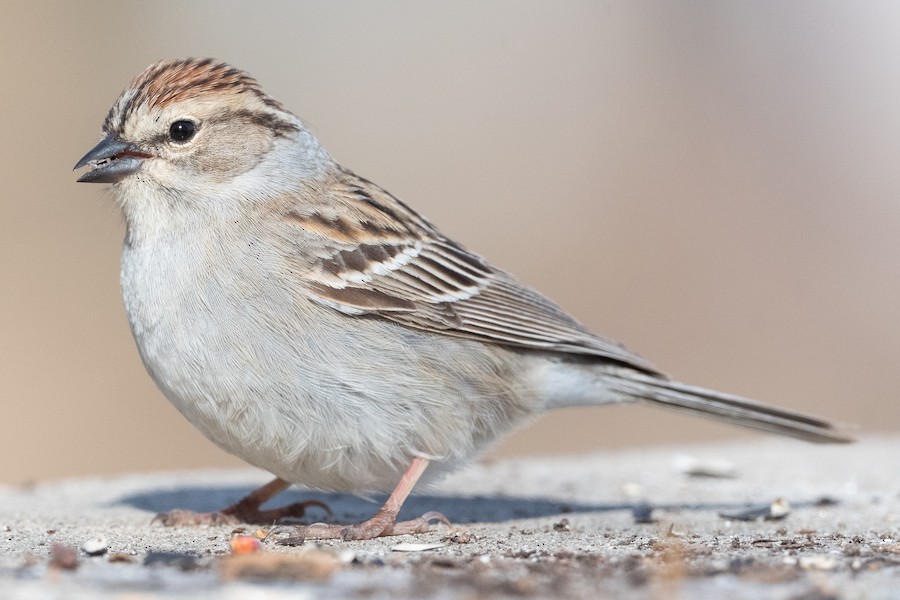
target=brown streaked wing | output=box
[292,169,661,373]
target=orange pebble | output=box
[230,535,263,555]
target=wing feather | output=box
[284,168,659,373]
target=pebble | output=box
[719,498,791,522]
[391,542,446,552]
[673,454,738,478]
[81,537,108,557]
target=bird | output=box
[74,58,851,540]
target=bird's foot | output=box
[151,477,331,526]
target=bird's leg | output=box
[268,457,449,542]
[153,477,331,526]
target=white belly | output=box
[120,234,540,492]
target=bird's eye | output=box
[169,120,196,143]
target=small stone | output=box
[719,498,791,522]
[230,535,262,555]
[673,454,737,478]
[391,542,446,552]
[814,497,839,507]
[444,529,475,544]
[107,553,135,563]
[632,504,656,524]
[275,536,306,547]
[49,544,79,570]
[81,536,108,557]
[769,498,791,519]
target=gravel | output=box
[1,436,898,599]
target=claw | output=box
[150,478,332,527]
[387,511,450,535]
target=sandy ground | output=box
[0,436,897,599]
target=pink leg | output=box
[153,477,331,526]
[268,457,449,542]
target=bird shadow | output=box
[113,484,829,525]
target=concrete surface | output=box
[0,436,898,599]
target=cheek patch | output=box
[192,120,273,180]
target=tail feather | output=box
[611,372,853,444]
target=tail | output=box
[610,371,853,444]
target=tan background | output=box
[1,2,898,485]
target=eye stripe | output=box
[205,109,299,138]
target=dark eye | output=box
[169,120,196,142]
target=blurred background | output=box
[2,1,899,485]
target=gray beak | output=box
[74,135,152,183]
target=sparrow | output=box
[75,58,850,540]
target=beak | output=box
[74,135,153,183]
